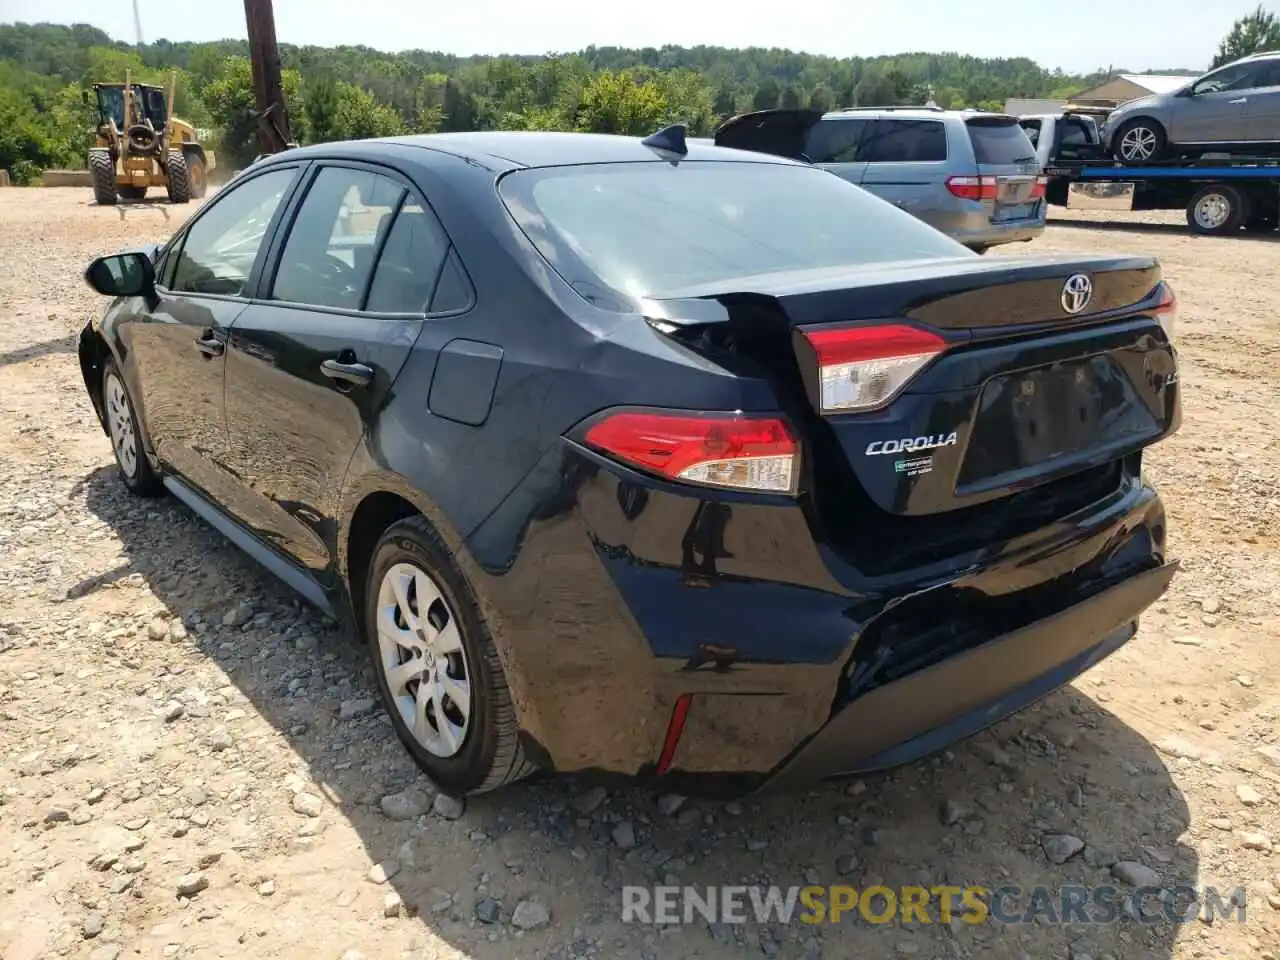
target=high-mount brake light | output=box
[1152,281,1177,340]
[583,411,799,494]
[802,324,948,414]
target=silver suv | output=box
[713,107,1046,252]
[1103,51,1280,162]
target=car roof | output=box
[821,107,1013,122]
[257,131,804,172]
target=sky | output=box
[4,0,1279,75]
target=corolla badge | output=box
[1061,274,1093,314]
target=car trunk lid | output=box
[644,254,1179,519]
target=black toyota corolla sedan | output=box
[78,128,1180,798]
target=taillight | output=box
[1029,174,1048,200]
[802,324,948,414]
[945,175,998,201]
[583,410,799,494]
[1152,281,1176,340]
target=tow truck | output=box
[1018,112,1279,235]
[1042,154,1280,235]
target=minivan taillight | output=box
[945,175,999,201]
[802,324,948,413]
[1029,174,1049,200]
[583,410,799,494]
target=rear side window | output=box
[365,201,451,314]
[861,120,947,163]
[1019,119,1042,147]
[1059,120,1094,146]
[805,118,868,163]
[966,120,1037,164]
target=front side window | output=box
[272,167,405,310]
[1193,62,1264,95]
[499,161,971,304]
[170,168,296,297]
[861,120,947,163]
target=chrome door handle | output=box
[320,358,373,387]
[1229,97,1248,104]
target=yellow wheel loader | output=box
[86,71,216,205]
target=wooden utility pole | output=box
[244,0,292,153]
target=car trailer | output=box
[1044,157,1280,236]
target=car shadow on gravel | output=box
[76,464,1199,960]
[0,335,76,368]
[1051,218,1279,242]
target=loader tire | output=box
[89,150,117,206]
[165,150,191,204]
[183,151,208,199]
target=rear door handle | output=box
[1229,97,1248,104]
[320,358,373,387]
[194,334,224,357]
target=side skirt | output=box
[162,475,337,618]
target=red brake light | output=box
[1029,174,1048,200]
[1152,281,1176,339]
[802,324,948,413]
[945,175,998,201]
[583,410,799,494]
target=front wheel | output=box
[1113,119,1167,163]
[101,358,163,497]
[1186,184,1249,235]
[365,516,537,796]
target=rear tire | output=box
[1186,184,1249,235]
[101,358,163,497]
[1112,118,1167,163]
[165,150,191,204]
[365,516,537,796]
[89,149,117,206]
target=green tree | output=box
[303,76,340,142]
[332,82,404,139]
[575,70,668,135]
[1212,5,1280,68]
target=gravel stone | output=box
[1041,834,1085,864]
[512,899,551,929]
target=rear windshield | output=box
[966,120,1037,165]
[498,161,971,302]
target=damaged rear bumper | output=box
[757,560,1177,794]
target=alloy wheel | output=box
[104,371,138,479]
[375,562,472,758]
[1119,126,1158,161]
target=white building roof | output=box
[1119,74,1192,94]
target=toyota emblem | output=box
[1061,274,1093,314]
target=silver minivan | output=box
[713,107,1046,252]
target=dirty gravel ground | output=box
[1,190,1278,960]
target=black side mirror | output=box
[84,252,156,298]
[82,89,90,105]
